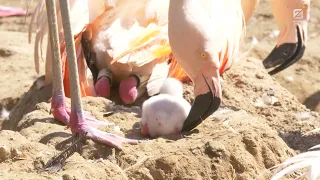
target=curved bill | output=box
[263,26,306,75]
[182,75,221,132]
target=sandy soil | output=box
[0,0,319,179]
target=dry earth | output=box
[0,0,319,180]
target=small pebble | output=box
[254,92,278,107]
[251,37,259,45]
[255,73,264,79]
[0,48,15,57]
[36,79,45,90]
[114,126,121,132]
[62,174,74,180]
[262,93,278,105]
[211,108,235,118]
[96,158,105,163]
[1,108,10,119]
[266,90,275,96]
[296,112,314,121]
[284,76,294,83]
[254,98,265,107]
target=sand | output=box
[0,0,319,179]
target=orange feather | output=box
[61,31,96,98]
[219,45,229,76]
[168,55,190,83]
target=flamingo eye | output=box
[200,51,209,60]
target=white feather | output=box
[147,62,170,96]
[92,0,170,69]
[145,0,169,25]
[31,0,173,86]
[270,149,320,180]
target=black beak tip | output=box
[181,93,221,132]
[262,43,298,69]
[263,26,305,75]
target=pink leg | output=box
[51,90,70,125]
[51,91,114,129]
[51,90,136,149]
[46,0,137,151]
[95,68,112,98]
[241,0,260,22]
[119,75,139,104]
[0,6,28,17]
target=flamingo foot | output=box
[44,123,138,172]
[67,107,138,150]
[119,75,139,104]
[51,92,114,129]
[81,125,138,149]
[95,68,112,98]
[45,94,138,172]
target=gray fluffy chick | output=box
[141,78,191,137]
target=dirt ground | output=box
[0,0,319,180]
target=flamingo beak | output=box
[263,26,305,75]
[182,65,222,131]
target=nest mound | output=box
[2,58,319,179]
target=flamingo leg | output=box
[241,0,260,22]
[44,0,138,171]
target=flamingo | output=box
[29,0,191,151]
[30,0,313,175]
[242,0,310,75]
[168,0,245,131]
[30,0,311,133]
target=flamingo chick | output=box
[141,78,191,137]
[159,77,184,97]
